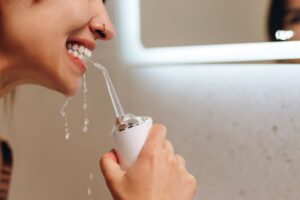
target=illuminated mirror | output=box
[141,0,269,47]
[116,0,300,65]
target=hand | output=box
[100,124,197,200]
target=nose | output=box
[89,8,115,41]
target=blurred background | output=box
[1,0,300,199]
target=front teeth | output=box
[67,42,92,59]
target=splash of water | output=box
[82,73,90,134]
[87,172,94,200]
[60,97,72,140]
[81,58,124,200]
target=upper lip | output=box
[67,37,96,51]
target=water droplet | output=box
[61,111,66,117]
[87,173,94,199]
[84,118,90,125]
[83,103,88,110]
[60,97,72,140]
[83,126,88,133]
[65,132,71,140]
[82,73,90,134]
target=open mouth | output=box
[66,42,93,60]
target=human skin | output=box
[283,0,300,63]
[0,0,197,199]
[101,125,197,200]
[285,0,300,40]
[0,0,114,97]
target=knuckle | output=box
[167,154,176,165]
[175,154,186,167]
[175,154,183,161]
[187,174,198,189]
[142,148,160,165]
[142,148,156,160]
[165,140,174,153]
[166,140,174,148]
[165,139,171,146]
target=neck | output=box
[0,51,21,98]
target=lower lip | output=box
[67,51,87,73]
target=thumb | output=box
[100,150,125,183]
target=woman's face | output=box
[285,0,300,40]
[0,0,115,96]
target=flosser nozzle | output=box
[84,58,125,118]
[84,58,153,169]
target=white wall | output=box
[127,64,300,200]
[1,0,300,200]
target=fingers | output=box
[164,140,186,167]
[143,125,185,166]
[99,150,125,184]
[175,154,186,168]
[104,149,119,162]
[164,140,174,155]
[143,124,167,151]
[141,124,186,170]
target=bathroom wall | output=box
[127,64,300,200]
[1,0,300,200]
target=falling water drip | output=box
[87,172,94,200]
[60,97,72,140]
[87,187,92,196]
[82,73,90,134]
[82,58,125,200]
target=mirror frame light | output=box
[116,0,300,66]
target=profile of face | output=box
[284,0,300,40]
[268,0,300,62]
[0,0,115,96]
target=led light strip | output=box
[116,0,300,65]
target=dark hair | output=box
[267,0,287,41]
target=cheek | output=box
[286,25,300,40]
[287,0,300,9]
[4,15,66,89]
[2,1,88,94]
[60,1,91,30]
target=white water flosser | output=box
[85,59,153,170]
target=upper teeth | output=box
[67,42,92,59]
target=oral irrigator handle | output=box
[112,118,153,170]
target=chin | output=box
[65,81,82,96]
[53,77,82,97]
